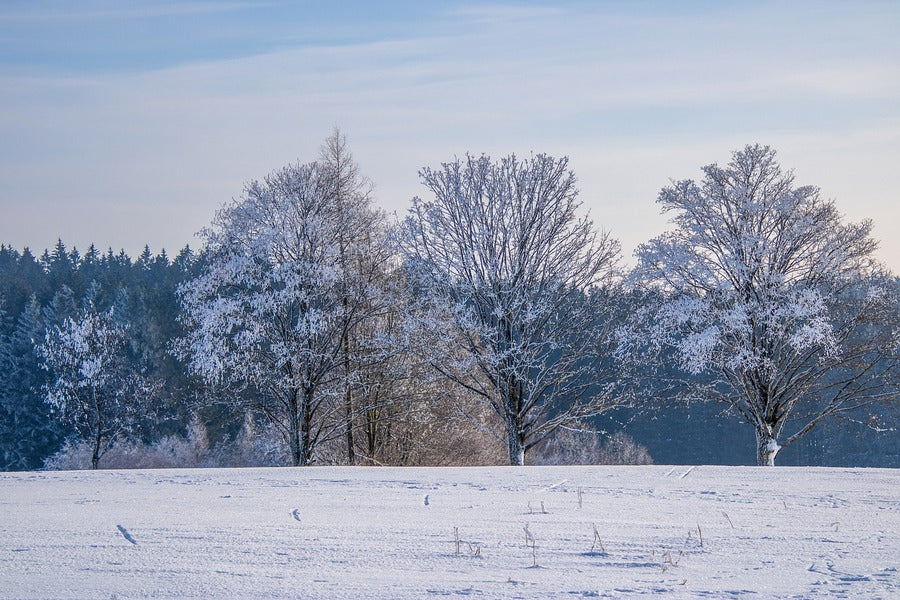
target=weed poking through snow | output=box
[722,511,734,529]
[453,527,481,558]
[524,524,538,567]
[590,524,605,554]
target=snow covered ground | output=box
[1,465,897,598]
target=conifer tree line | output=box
[0,242,205,470]
[1,131,897,470]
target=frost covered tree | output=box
[39,303,152,469]
[398,153,625,465]
[176,145,395,466]
[622,144,897,465]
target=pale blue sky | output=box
[1,1,898,270]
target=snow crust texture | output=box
[1,465,897,598]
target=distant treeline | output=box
[0,242,208,470]
[1,240,896,471]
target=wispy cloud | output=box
[0,1,260,22]
[444,3,565,23]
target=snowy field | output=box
[1,466,897,599]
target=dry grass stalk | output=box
[590,524,605,553]
[523,524,537,567]
[722,511,735,529]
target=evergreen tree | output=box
[0,296,64,470]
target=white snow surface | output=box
[1,465,897,598]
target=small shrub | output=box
[529,428,653,465]
[43,412,289,470]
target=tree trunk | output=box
[91,430,101,470]
[288,390,303,466]
[91,404,102,469]
[506,418,525,466]
[366,407,377,461]
[503,373,526,466]
[299,387,313,466]
[755,426,780,466]
[345,387,355,465]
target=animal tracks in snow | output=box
[116,524,137,545]
[662,466,697,479]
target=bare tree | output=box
[319,128,373,465]
[622,144,897,465]
[398,153,625,465]
[176,147,394,466]
[351,283,506,467]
